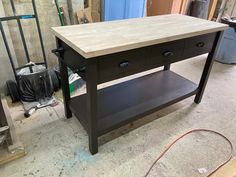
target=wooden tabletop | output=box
[52,14,228,59]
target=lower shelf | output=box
[69,70,198,136]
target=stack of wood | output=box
[76,0,233,24]
[147,0,228,22]
[207,0,228,21]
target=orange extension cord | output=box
[144,129,234,177]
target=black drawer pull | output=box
[52,47,64,57]
[119,61,129,68]
[196,42,205,48]
[163,51,174,57]
[52,47,64,62]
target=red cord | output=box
[144,129,233,177]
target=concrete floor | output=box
[0,55,236,177]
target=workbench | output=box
[52,14,227,154]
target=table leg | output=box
[164,64,171,70]
[59,60,72,118]
[86,60,98,154]
[195,31,223,104]
[57,38,72,118]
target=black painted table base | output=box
[54,31,223,154]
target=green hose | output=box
[54,0,65,26]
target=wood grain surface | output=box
[208,0,218,20]
[52,14,228,58]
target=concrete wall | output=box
[0,1,18,93]
[2,0,83,68]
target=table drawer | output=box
[148,40,185,68]
[98,48,147,81]
[183,33,216,58]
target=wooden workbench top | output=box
[52,14,228,59]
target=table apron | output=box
[58,32,217,84]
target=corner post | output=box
[86,59,98,154]
[194,31,223,104]
[164,64,171,70]
[57,38,72,118]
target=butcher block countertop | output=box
[52,14,228,59]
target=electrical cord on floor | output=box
[144,129,233,177]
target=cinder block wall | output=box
[2,0,83,68]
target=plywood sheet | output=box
[52,14,228,58]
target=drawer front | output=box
[148,40,185,68]
[61,41,86,79]
[183,33,216,58]
[98,48,148,82]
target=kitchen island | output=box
[52,14,227,154]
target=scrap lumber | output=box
[208,0,219,20]
[0,96,26,165]
[77,8,93,24]
[0,143,26,165]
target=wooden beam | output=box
[0,95,13,145]
[0,96,26,165]
[91,0,101,22]
[0,147,26,166]
[208,0,218,21]
[180,0,188,14]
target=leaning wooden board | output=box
[52,14,227,58]
[0,96,26,165]
[208,0,218,20]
